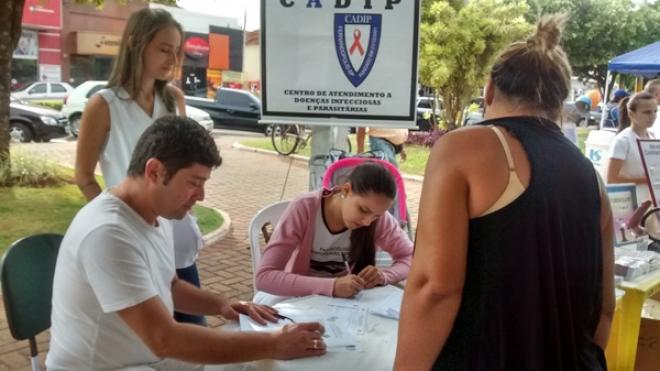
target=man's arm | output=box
[171,277,278,325]
[118,296,326,363]
[357,127,366,153]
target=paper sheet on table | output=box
[239,300,367,350]
[369,289,403,320]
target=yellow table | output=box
[614,269,660,371]
[605,289,624,370]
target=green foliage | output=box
[32,100,64,111]
[419,0,532,128]
[0,151,67,187]
[526,0,660,92]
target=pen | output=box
[340,252,352,274]
[274,313,296,323]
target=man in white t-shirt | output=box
[356,127,409,167]
[47,117,326,370]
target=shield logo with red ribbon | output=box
[334,14,382,88]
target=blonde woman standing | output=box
[396,15,614,370]
[74,8,207,325]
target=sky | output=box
[174,0,657,31]
[176,0,261,31]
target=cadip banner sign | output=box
[261,0,420,128]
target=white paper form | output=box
[368,289,403,320]
[239,297,368,351]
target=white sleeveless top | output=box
[97,88,169,188]
[97,88,202,269]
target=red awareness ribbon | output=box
[349,29,365,56]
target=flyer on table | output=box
[261,0,420,127]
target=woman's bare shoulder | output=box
[430,126,501,164]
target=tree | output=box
[0,0,177,168]
[0,0,26,164]
[419,0,532,129]
[525,0,660,97]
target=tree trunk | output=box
[0,0,26,164]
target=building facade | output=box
[150,3,243,98]
[243,30,260,96]
[60,0,147,85]
[12,0,246,94]
[12,0,63,89]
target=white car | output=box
[12,81,74,102]
[61,80,214,136]
[415,96,443,131]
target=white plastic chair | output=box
[248,200,290,288]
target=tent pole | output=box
[600,71,612,130]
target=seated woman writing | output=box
[255,162,413,298]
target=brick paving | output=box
[0,132,422,368]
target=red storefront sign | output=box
[22,0,62,30]
[184,37,210,60]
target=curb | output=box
[56,162,232,245]
[202,208,232,246]
[232,142,309,163]
[231,142,425,183]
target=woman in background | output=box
[607,92,658,202]
[74,8,207,325]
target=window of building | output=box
[10,59,38,91]
[69,55,114,86]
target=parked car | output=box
[61,81,214,136]
[415,96,443,131]
[185,87,265,134]
[60,80,106,135]
[186,105,214,132]
[9,95,68,143]
[463,97,486,126]
[11,81,73,103]
[463,98,612,129]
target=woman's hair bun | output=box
[527,13,566,51]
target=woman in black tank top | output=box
[395,15,615,371]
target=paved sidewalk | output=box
[0,132,421,369]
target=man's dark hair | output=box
[127,116,222,182]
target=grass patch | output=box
[239,136,430,176]
[0,181,224,256]
[241,135,359,159]
[399,144,430,176]
[192,205,224,235]
[0,185,87,253]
